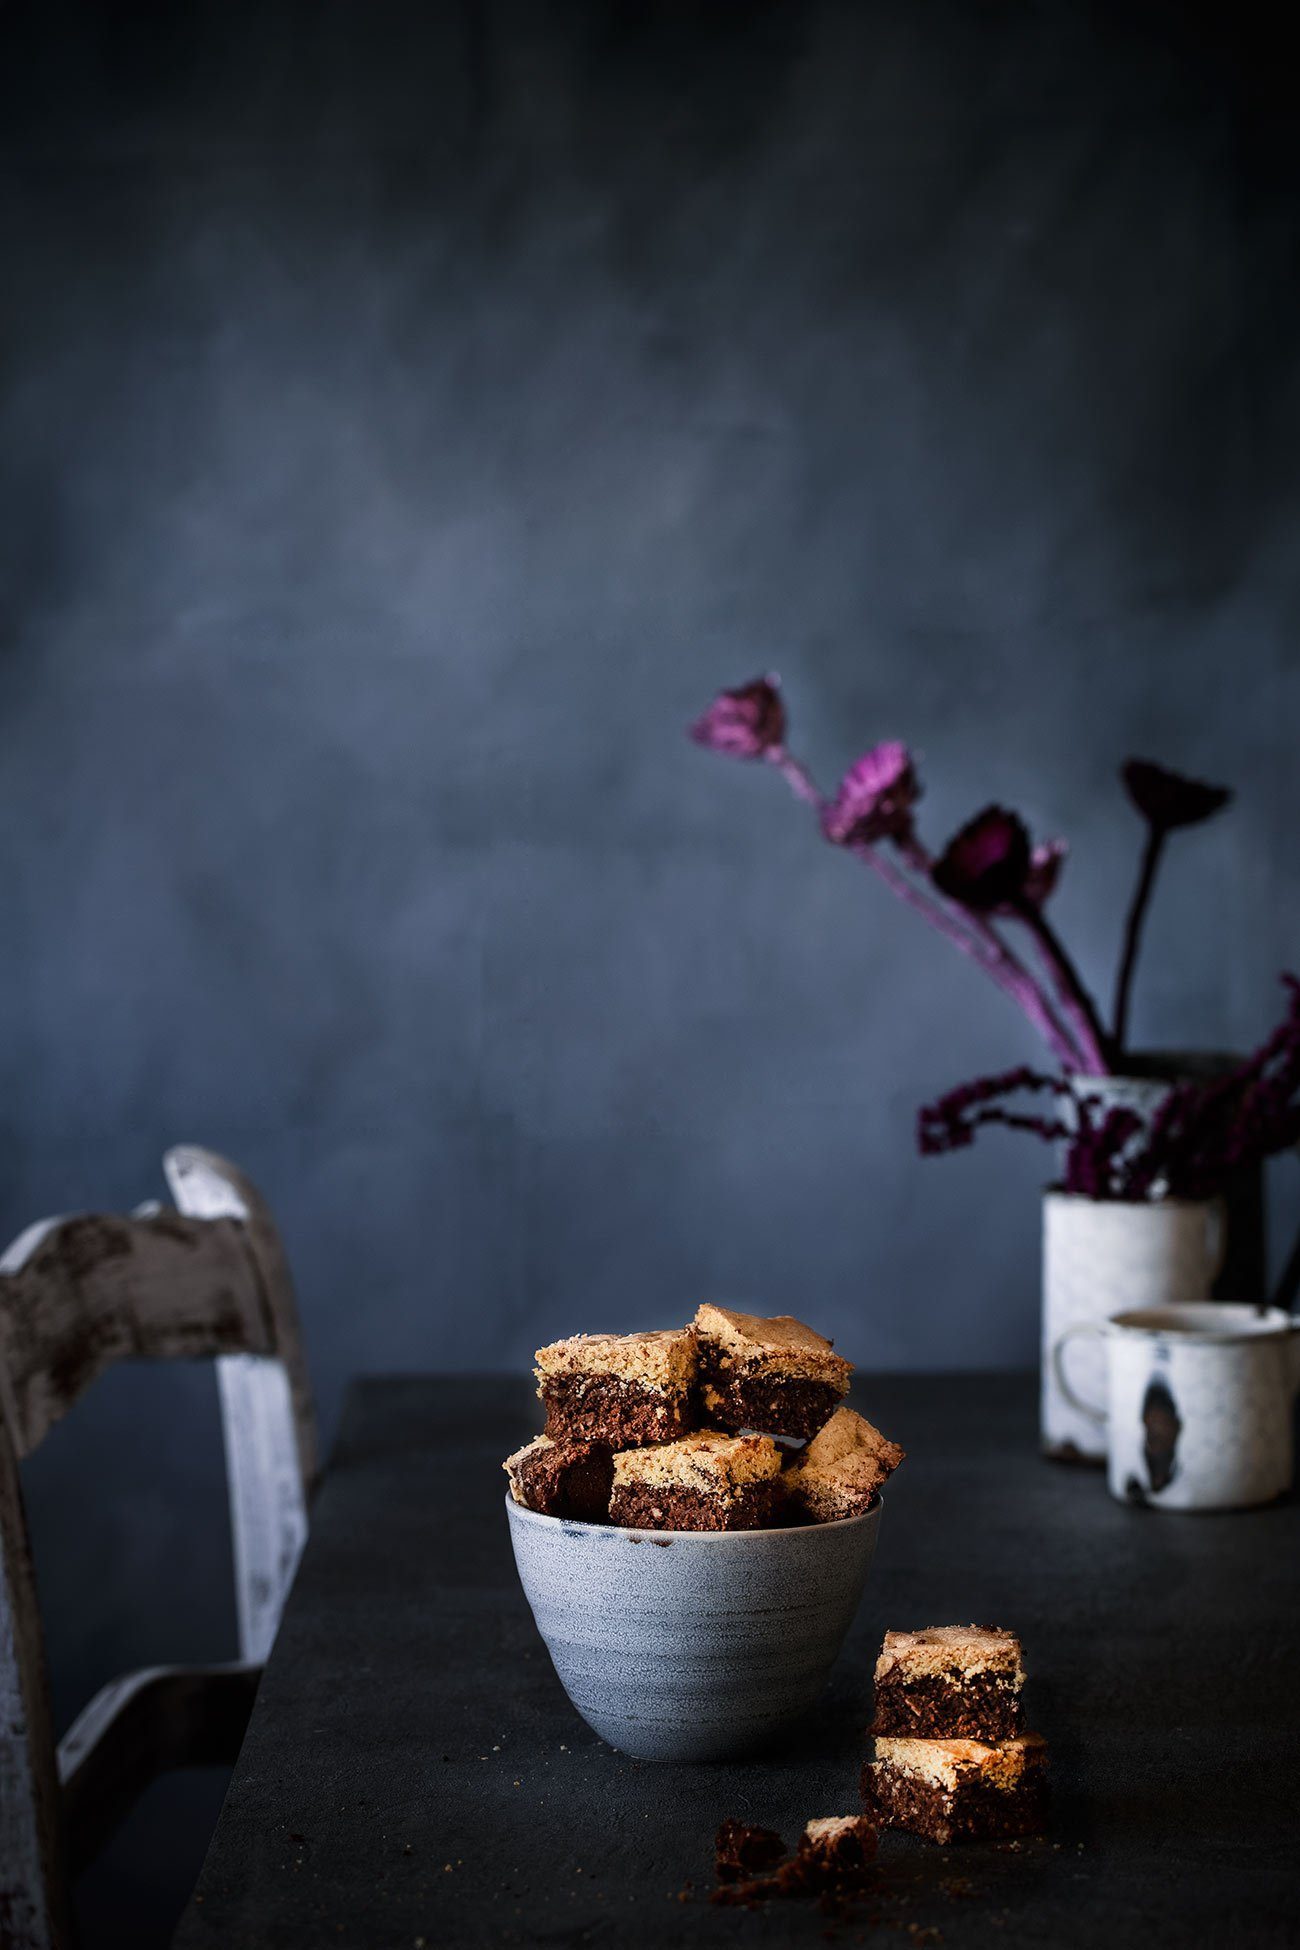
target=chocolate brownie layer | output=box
[714,1820,786,1883]
[872,1668,1023,1741]
[503,1435,614,1523]
[862,1760,1048,1845]
[699,1367,844,1441]
[609,1479,785,1531]
[540,1373,696,1447]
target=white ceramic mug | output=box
[1053,1304,1300,1511]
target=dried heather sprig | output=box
[921,977,1300,1201]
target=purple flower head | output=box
[931,805,1032,912]
[822,741,921,846]
[690,676,786,760]
[1121,759,1232,832]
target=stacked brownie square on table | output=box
[703,1624,1047,1913]
[863,1626,1049,1843]
[504,1304,905,1532]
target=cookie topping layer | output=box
[535,1327,696,1391]
[693,1304,852,1384]
[875,1624,1024,1683]
[612,1428,782,1493]
[803,1817,862,1845]
[871,1732,1046,1793]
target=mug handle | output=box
[1205,1196,1228,1286]
[1051,1322,1108,1426]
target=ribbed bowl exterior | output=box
[505,1494,880,1761]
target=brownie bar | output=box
[872,1625,1024,1741]
[863,1734,1048,1845]
[535,1328,697,1449]
[693,1304,852,1439]
[609,1429,785,1532]
[789,1816,877,1891]
[786,1407,905,1521]
[503,1435,613,1523]
[714,1820,786,1883]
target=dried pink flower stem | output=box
[1012,902,1111,1076]
[768,745,1085,1070]
[768,749,823,810]
[850,846,1085,1071]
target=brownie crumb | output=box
[788,1816,878,1893]
[714,1819,786,1883]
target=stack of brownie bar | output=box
[863,1626,1048,1843]
[503,1303,905,1532]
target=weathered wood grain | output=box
[0,1414,69,1950]
[0,1149,316,1950]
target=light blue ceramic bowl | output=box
[505,1494,881,1761]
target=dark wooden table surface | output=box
[173,1373,1300,1949]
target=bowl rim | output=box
[504,1488,882,1540]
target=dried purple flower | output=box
[931,806,1032,913]
[931,813,1108,1068]
[690,676,787,760]
[822,742,921,847]
[1112,760,1234,1052]
[1121,759,1232,832]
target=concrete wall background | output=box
[1,0,1296,1808]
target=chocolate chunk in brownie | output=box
[535,1327,697,1448]
[692,1304,851,1439]
[786,1407,904,1522]
[503,1435,613,1523]
[872,1625,1025,1741]
[863,1733,1048,1845]
[787,1816,878,1891]
[714,1819,786,1883]
[608,1429,785,1531]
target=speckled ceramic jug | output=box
[505,1496,880,1761]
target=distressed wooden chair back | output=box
[0,1146,318,1950]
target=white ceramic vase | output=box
[1067,1050,1267,1302]
[1040,1191,1225,1462]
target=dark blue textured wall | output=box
[1,0,1296,1778]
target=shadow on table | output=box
[73,1767,232,1950]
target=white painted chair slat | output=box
[0,1149,316,1950]
[216,1356,309,1666]
[165,1146,318,1497]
